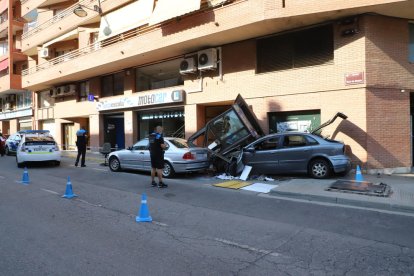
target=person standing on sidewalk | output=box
[75,126,87,167]
[149,126,167,188]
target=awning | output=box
[149,0,201,26]
[0,0,7,15]
[98,0,154,41]
[43,29,79,48]
[0,58,8,72]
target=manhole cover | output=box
[326,180,392,197]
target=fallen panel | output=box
[326,180,392,197]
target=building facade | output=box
[0,0,32,136]
[20,0,414,173]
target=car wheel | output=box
[162,161,175,178]
[309,159,331,179]
[109,156,121,172]
[5,146,9,156]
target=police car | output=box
[16,130,61,168]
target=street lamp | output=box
[73,0,102,17]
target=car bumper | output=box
[172,161,210,173]
[329,157,351,173]
[18,152,61,163]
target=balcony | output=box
[21,0,101,54]
[21,0,47,18]
[21,0,414,91]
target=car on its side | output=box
[241,132,351,179]
[16,130,61,168]
[108,137,210,178]
[5,131,24,155]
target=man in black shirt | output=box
[149,126,167,188]
[75,126,87,167]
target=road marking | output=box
[76,198,103,207]
[152,221,168,227]
[92,168,107,172]
[214,238,280,257]
[41,189,59,195]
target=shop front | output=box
[97,89,186,148]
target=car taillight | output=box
[182,152,195,160]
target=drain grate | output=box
[326,180,392,197]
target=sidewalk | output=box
[61,150,105,163]
[269,173,414,214]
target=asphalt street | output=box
[1,155,414,275]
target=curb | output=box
[269,190,414,214]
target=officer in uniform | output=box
[75,126,87,167]
[149,126,167,188]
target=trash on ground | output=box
[215,173,239,180]
[241,183,278,193]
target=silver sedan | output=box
[107,137,210,178]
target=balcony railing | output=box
[22,0,97,40]
[22,0,237,76]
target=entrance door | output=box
[104,116,125,150]
[63,124,76,150]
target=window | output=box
[133,139,149,150]
[101,72,124,97]
[135,59,184,92]
[283,135,308,147]
[79,81,89,102]
[409,23,414,63]
[257,24,334,73]
[255,137,279,150]
[305,136,319,145]
[16,92,32,109]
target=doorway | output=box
[104,114,125,150]
[63,123,76,150]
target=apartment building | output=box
[20,0,414,172]
[0,0,32,135]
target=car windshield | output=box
[168,138,188,148]
[25,136,55,145]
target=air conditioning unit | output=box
[64,84,76,94]
[39,48,50,58]
[56,86,64,95]
[197,48,217,71]
[179,57,197,74]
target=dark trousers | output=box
[75,145,86,166]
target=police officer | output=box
[75,126,87,167]
[149,126,167,188]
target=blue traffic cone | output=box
[136,193,152,223]
[62,176,77,199]
[21,167,30,185]
[355,165,364,182]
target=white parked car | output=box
[16,130,61,168]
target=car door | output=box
[243,136,281,174]
[122,139,148,170]
[277,134,313,173]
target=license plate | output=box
[197,153,207,160]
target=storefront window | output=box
[409,23,414,63]
[268,110,321,134]
[135,59,184,92]
[138,110,185,139]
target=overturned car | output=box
[187,95,351,179]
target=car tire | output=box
[109,156,121,172]
[309,159,331,179]
[5,146,9,156]
[162,161,175,178]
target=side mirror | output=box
[127,146,133,150]
[244,146,255,153]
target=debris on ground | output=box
[215,173,239,180]
[250,175,276,181]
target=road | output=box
[1,155,414,275]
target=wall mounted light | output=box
[73,0,102,17]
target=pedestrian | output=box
[75,126,87,167]
[0,132,5,157]
[149,126,167,188]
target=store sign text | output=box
[97,90,184,111]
